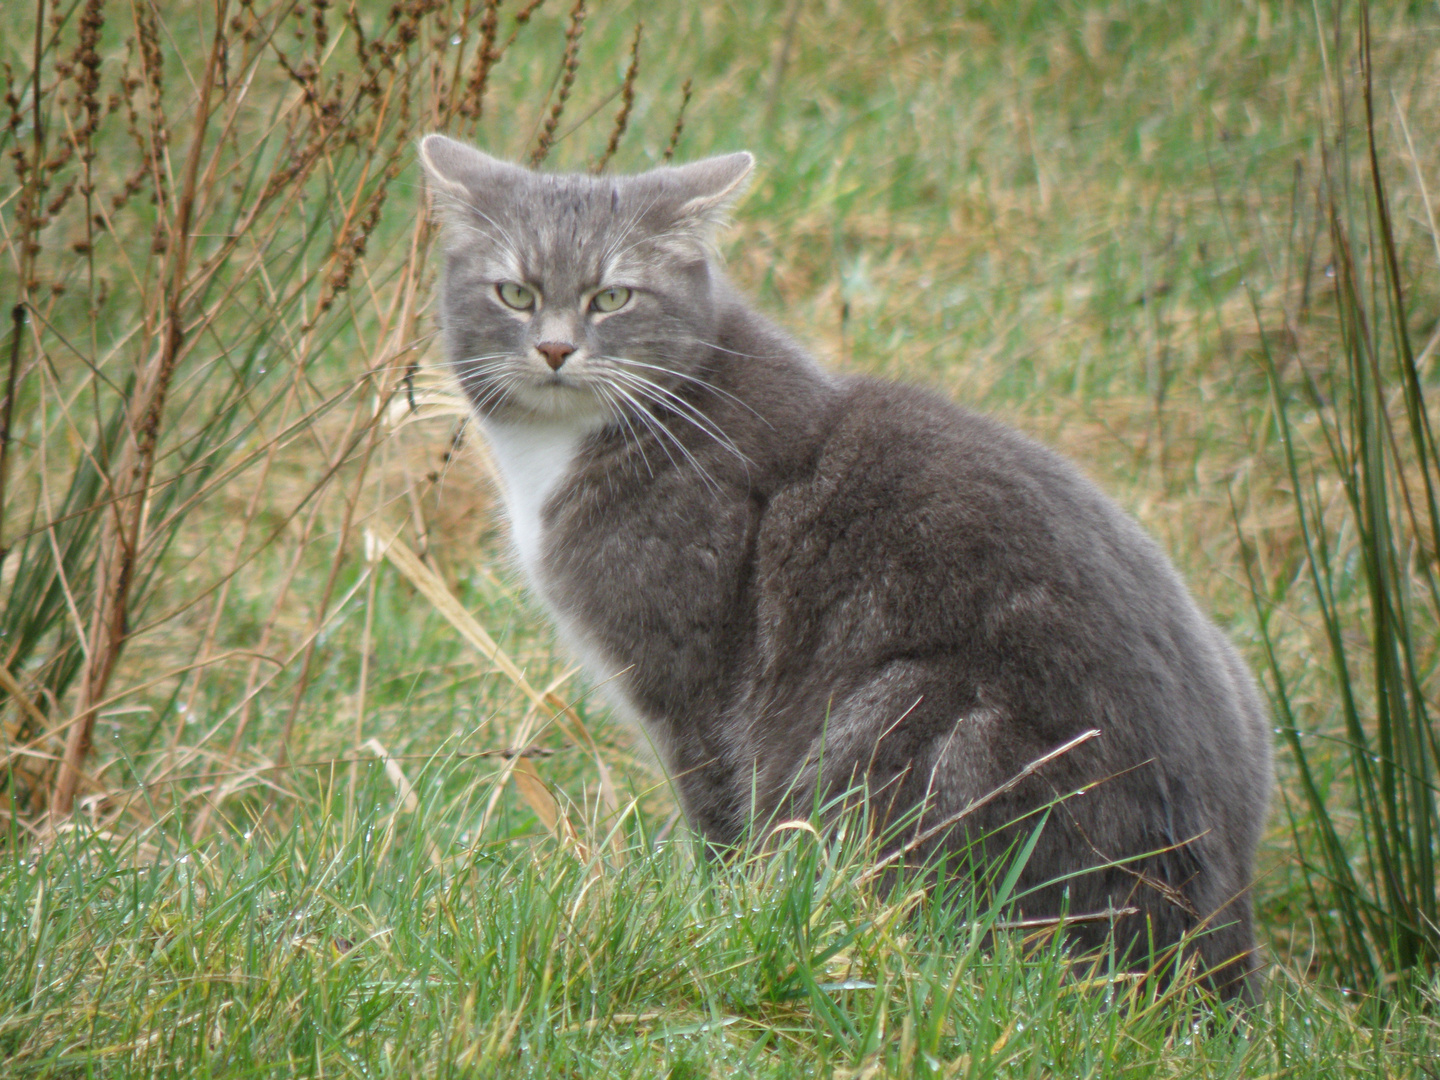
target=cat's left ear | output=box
[635,152,755,245]
[668,152,755,225]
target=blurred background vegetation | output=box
[1,0,1438,1074]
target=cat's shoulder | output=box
[827,373,1086,488]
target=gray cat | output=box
[418,134,1272,1001]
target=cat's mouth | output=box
[527,368,591,394]
[498,367,608,422]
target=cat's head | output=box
[419,134,753,426]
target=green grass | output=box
[4,761,1436,1077]
[3,0,1440,1074]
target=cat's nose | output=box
[535,341,576,370]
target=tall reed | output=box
[1246,1,1440,998]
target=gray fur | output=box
[419,134,1273,1000]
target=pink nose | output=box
[536,341,575,370]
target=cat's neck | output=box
[701,282,840,446]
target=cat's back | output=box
[761,373,1188,631]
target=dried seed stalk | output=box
[592,21,640,174]
[4,0,625,844]
[662,78,691,163]
[52,3,232,818]
[529,0,585,167]
[457,0,501,121]
[1,3,50,578]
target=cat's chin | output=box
[487,380,610,427]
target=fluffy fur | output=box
[419,133,1273,1000]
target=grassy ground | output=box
[3,0,1440,1075]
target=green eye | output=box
[591,286,631,314]
[497,282,536,310]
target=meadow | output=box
[2,0,1439,1074]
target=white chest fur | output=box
[479,418,595,583]
[478,414,667,766]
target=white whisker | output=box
[608,355,773,428]
[609,382,688,479]
[600,192,667,273]
[594,382,655,481]
[606,369,758,450]
[607,368,750,472]
[620,386,726,494]
[459,204,525,272]
[693,338,781,361]
[607,381,722,494]
[466,371,523,414]
[431,352,514,368]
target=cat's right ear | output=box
[418,134,525,223]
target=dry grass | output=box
[0,0,660,835]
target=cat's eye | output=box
[590,287,631,314]
[497,282,536,310]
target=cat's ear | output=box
[667,152,755,225]
[635,152,755,247]
[418,134,525,223]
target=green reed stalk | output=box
[1250,0,1439,999]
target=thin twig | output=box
[0,304,26,575]
[858,728,1103,884]
[764,0,803,130]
